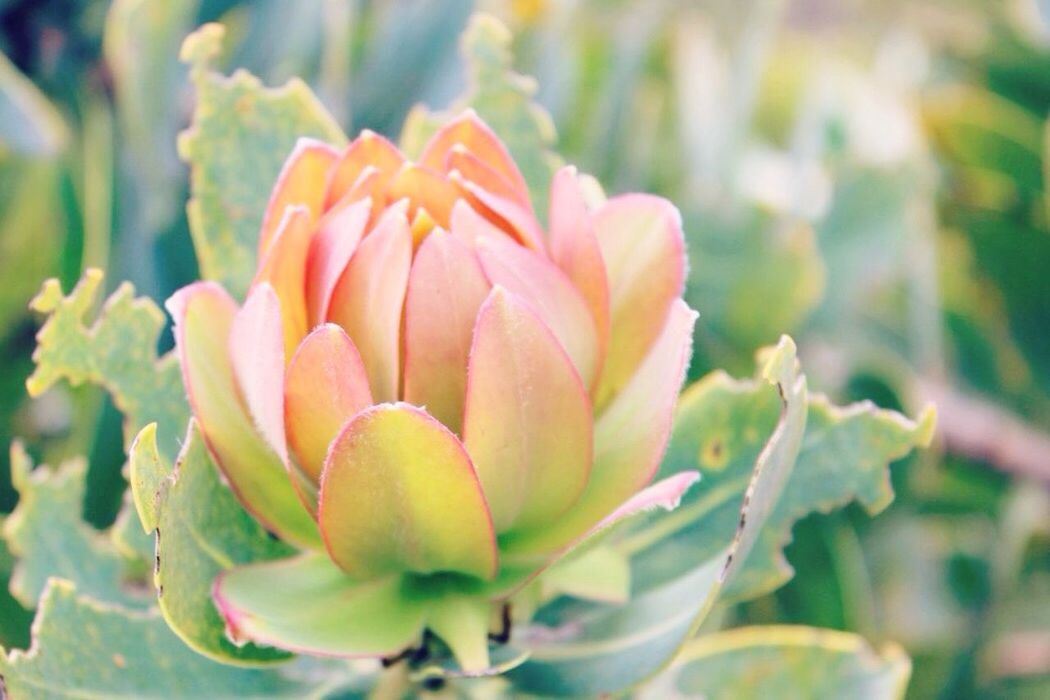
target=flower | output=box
[167,111,699,670]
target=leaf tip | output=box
[180,23,225,70]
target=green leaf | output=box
[506,336,807,696]
[400,13,558,220]
[26,270,189,465]
[1,443,146,609]
[644,626,911,700]
[128,420,295,664]
[0,579,350,699]
[178,23,346,298]
[0,523,32,649]
[0,50,68,157]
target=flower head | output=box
[167,111,698,669]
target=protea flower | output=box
[167,111,699,670]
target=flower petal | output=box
[318,403,498,580]
[214,553,426,658]
[549,166,610,374]
[403,230,491,433]
[476,235,599,388]
[229,283,286,462]
[324,129,404,209]
[253,205,315,357]
[419,110,529,202]
[447,145,529,209]
[498,300,697,558]
[305,196,371,325]
[388,163,458,229]
[166,283,320,549]
[258,138,338,258]
[449,200,516,248]
[327,210,412,403]
[452,173,546,252]
[285,324,373,483]
[462,288,592,534]
[592,194,686,408]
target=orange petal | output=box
[304,197,371,325]
[403,230,491,433]
[166,282,320,549]
[324,130,404,209]
[447,145,529,209]
[451,172,546,252]
[327,210,412,403]
[229,283,287,463]
[549,166,610,378]
[592,194,686,408]
[448,200,515,248]
[253,205,315,358]
[419,110,529,202]
[318,403,497,580]
[258,138,339,258]
[476,235,599,388]
[387,164,458,229]
[285,324,373,483]
[462,288,592,534]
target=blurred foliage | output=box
[0,0,1045,697]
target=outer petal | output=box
[166,283,320,549]
[253,205,315,357]
[592,194,686,408]
[499,300,697,557]
[403,230,491,433]
[324,129,404,209]
[214,553,426,658]
[258,138,338,257]
[327,210,412,403]
[477,235,599,388]
[229,284,286,462]
[419,110,530,203]
[318,403,497,580]
[285,324,373,483]
[462,288,592,534]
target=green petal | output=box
[318,403,498,580]
[213,553,426,658]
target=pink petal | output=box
[285,324,373,483]
[166,283,320,549]
[592,194,686,408]
[549,166,611,375]
[304,196,371,325]
[452,173,546,253]
[476,235,599,388]
[229,283,287,463]
[403,230,491,433]
[327,210,412,403]
[449,200,516,248]
[462,288,592,534]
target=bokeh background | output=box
[0,1,1048,697]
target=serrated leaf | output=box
[0,579,349,699]
[400,13,558,220]
[1,444,146,609]
[506,336,807,696]
[129,420,296,664]
[178,23,346,298]
[642,626,911,700]
[26,270,188,465]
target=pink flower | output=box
[167,111,698,668]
